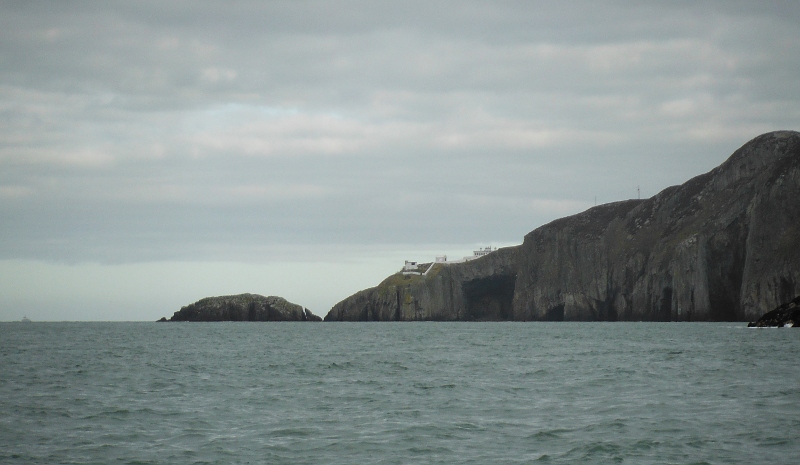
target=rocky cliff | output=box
[163,294,322,322]
[326,130,800,322]
[326,247,518,321]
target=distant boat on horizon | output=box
[21,316,31,323]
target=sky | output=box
[2,1,800,321]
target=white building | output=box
[404,247,497,272]
[471,246,496,258]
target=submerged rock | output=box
[163,294,322,322]
[748,296,800,327]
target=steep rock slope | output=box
[326,131,800,321]
[513,130,800,321]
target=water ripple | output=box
[1,322,798,464]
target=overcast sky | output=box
[2,1,799,320]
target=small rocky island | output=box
[159,294,322,322]
[748,296,800,327]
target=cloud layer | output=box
[2,1,800,264]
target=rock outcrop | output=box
[163,294,322,322]
[326,131,800,321]
[748,296,800,327]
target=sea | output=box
[1,322,798,464]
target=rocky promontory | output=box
[161,294,322,322]
[326,131,800,322]
[748,296,800,327]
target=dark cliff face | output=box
[514,130,800,322]
[166,294,322,322]
[326,131,800,321]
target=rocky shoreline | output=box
[748,296,800,327]
[158,132,800,324]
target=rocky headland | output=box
[161,294,322,322]
[326,130,800,322]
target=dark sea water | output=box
[1,322,798,464]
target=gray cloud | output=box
[1,0,799,266]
